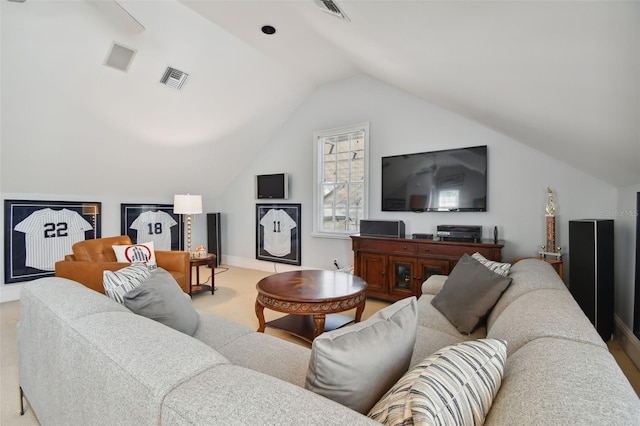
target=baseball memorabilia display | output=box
[256,203,301,266]
[120,204,183,251]
[129,210,177,250]
[5,200,101,283]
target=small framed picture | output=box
[120,204,183,251]
[4,199,101,283]
[256,203,301,266]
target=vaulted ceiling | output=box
[2,0,638,195]
[180,0,639,187]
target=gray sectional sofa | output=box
[18,258,640,425]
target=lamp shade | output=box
[173,194,203,215]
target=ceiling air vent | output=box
[316,0,350,21]
[160,67,189,90]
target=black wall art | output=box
[256,203,301,266]
[4,200,101,283]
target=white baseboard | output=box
[0,284,23,303]
[614,314,640,371]
[222,255,314,273]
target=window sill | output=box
[310,232,356,240]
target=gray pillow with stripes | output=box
[103,262,150,303]
[472,252,512,276]
[368,339,507,425]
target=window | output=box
[312,123,369,237]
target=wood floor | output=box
[608,340,640,396]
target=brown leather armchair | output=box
[54,235,190,294]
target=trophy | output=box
[539,187,562,260]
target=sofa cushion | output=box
[368,339,507,426]
[409,325,468,369]
[305,296,418,414]
[102,262,151,303]
[487,288,607,354]
[113,241,157,269]
[416,294,487,340]
[472,252,511,276]
[432,254,512,333]
[486,337,640,425]
[123,268,199,336]
[486,258,567,330]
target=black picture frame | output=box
[4,199,101,283]
[256,203,301,266]
[120,204,183,251]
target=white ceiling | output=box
[179,0,639,187]
[2,0,638,196]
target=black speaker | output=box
[207,213,222,267]
[360,220,405,238]
[569,219,614,341]
[634,193,640,339]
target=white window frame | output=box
[312,122,369,239]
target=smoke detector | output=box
[316,0,350,21]
[160,67,189,90]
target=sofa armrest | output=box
[156,250,190,293]
[55,260,130,294]
[421,275,448,295]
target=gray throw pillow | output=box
[305,296,418,414]
[123,268,199,336]
[431,253,512,334]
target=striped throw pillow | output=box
[368,339,507,426]
[103,262,151,303]
[472,252,511,276]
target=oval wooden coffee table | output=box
[255,270,367,343]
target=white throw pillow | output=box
[305,297,418,414]
[103,262,151,304]
[368,339,507,426]
[112,241,157,270]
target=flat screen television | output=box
[381,145,487,212]
[255,173,289,199]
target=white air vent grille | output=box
[160,67,189,90]
[104,42,137,72]
[317,0,350,21]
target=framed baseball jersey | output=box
[256,203,301,266]
[120,204,183,251]
[5,200,101,283]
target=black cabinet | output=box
[569,219,614,341]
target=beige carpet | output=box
[2,265,639,425]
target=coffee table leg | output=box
[312,314,326,339]
[355,300,366,323]
[255,299,266,333]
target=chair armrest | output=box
[55,260,130,294]
[155,250,190,293]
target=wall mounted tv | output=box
[381,145,487,212]
[255,173,289,199]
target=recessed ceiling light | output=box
[261,25,276,35]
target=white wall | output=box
[217,74,640,335]
[615,184,640,328]
[218,75,617,267]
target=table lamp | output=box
[173,194,202,254]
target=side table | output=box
[189,253,216,295]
